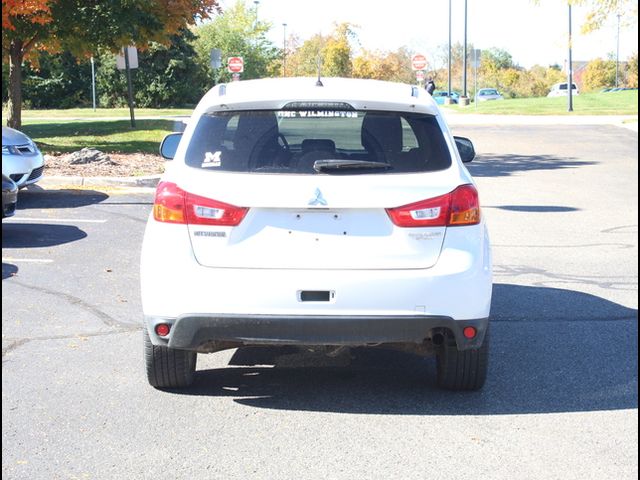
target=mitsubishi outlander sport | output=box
[141,77,492,391]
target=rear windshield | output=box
[184,110,452,174]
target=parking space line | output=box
[2,257,54,263]
[5,217,107,224]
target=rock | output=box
[65,148,117,165]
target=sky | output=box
[219,0,638,68]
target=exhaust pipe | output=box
[432,333,445,346]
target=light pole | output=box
[90,56,96,111]
[616,13,621,88]
[282,23,287,77]
[447,0,452,101]
[254,0,259,29]
[462,0,468,100]
[567,2,573,112]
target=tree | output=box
[352,47,415,84]
[513,65,565,97]
[583,57,618,90]
[626,51,638,87]
[192,1,280,84]
[285,23,356,78]
[576,0,638,33]
[2,0,219,128]
[96,29,209,108]
[21,51,93,108]
[536,1,638,32]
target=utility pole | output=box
[283,23,287,77]
[567,3,573,112]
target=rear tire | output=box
[436,328,488,391]
[143,327,196,388]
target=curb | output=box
[35,175,161,190]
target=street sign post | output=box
[227,57,244,74]
[116,46,138,127]
[210,49,222,69]
[210,49,222,85]
[416,71,425,84]
[116,46,138,70]
[411,54,428,71]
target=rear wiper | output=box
[313,159,391,172]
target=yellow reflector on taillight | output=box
[449,207,480,225]
[153,182,186,224]
[153,204,185,223]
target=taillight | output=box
[153,182,186,224]
[153,182,248,226]
[386,185,480,228]
[448,184,481,226]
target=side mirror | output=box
[454,136,475,163]
[160,133,183,160]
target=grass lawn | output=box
[21,119,175,154]
[443,90,638,115]
[11,91,637,156]
[19,107,193,119]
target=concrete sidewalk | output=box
[442,111,638,130]
[35,174,161,190]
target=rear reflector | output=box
[463,326,477,339]
[386,184,480,227]
[155,324,171,337]
[153,182,248,226]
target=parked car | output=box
[2,174,18,219]
[431,90,460,105]
[2,126,45,188]
[141,77,492,391]
[547,82,580,97]
[475,88,504,102]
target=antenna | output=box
[316,55,323,87]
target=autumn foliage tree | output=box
[2,0,220,128]
[285,23,355,78]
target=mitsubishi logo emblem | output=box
[308,188,328,206]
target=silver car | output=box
[475,88,504,102]
[2,126,45,188]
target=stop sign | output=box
[227,57,244,73]
[411,54,428,71]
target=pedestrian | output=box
[425,77,436,95]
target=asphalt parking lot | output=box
[2,124,638,479]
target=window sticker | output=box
[202,151,222,168]
[276,111,359,119]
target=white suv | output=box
[141,78,492,391]
[547,82,580,97]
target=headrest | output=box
[361,114,402,153]
[234,113,278,147]
[301,139,336,153]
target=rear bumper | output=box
[146,314,489,351]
